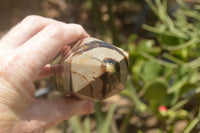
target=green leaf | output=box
[158,33,185,47]
[131,60,144,82]
[141,61,163,82]
[161,37,199,51]
[161,93,179,107]
[143,78,168,104]
[84,117,91,133]
[137,39,155,51]
[180,83,197,95]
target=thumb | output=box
[21,97,94,132]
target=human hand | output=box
[0,15,94,133]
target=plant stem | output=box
[138,50,178,68]
[95,102,104,133]
[163,53,185,65]
[184,106,200,133]
[107,0,121,46]
[119,106,134,133]
[91,0,107,36]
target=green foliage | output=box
[67,0,200,132]
[68,103,116,133]
[123,0,200,132]
[143,78,167,104]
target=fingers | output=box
[16,23,89,80]
[38,64,51,79]
[0,15,59,50]
[21,97,93,131]
[38,46,72,79]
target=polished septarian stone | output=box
[53,37,129,101]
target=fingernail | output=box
[82,100,94,114]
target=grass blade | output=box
[101,104,116,133]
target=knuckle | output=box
[22,15,43,24]
[44,24,64,38]
[74,24,84,30]
[75,24,85,33]
[47,24,63,33]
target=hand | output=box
[0,15,94,133]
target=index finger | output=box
[17,23,89,81]
[0,15,62,50]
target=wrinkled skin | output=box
[0,15,94,133]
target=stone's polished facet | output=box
[52,37,129,101]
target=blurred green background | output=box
[1,0,200,133]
